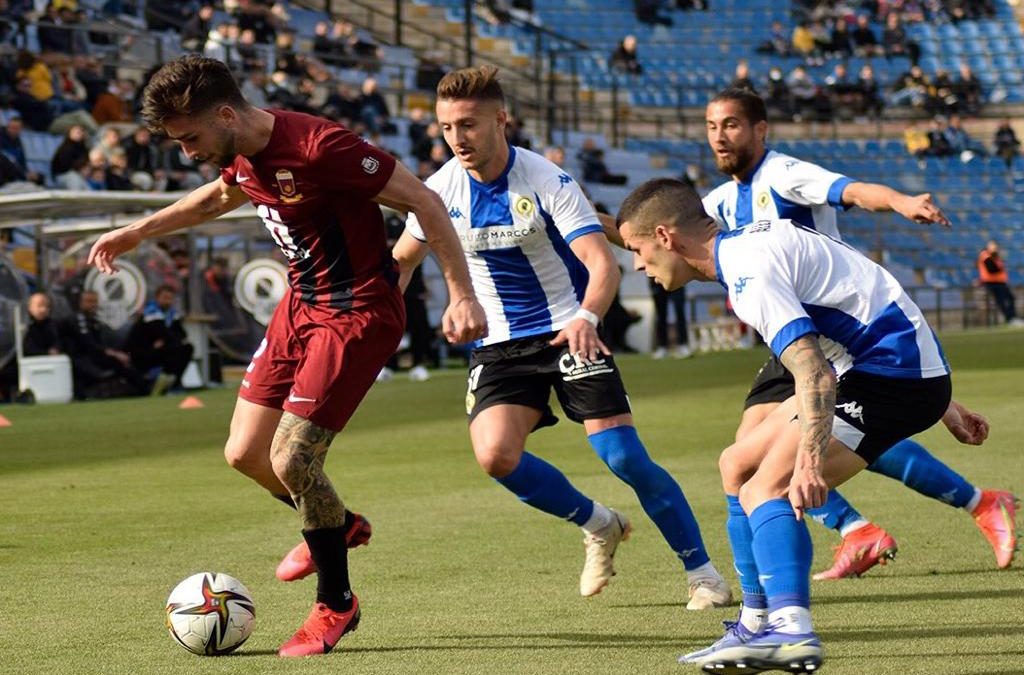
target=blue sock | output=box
[726,495,765,607]
[589,426,710,569]
[868,438,976,508]
[806,490,865,533]
[495,452,594,526]
[749,499,812,612]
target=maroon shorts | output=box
[239,288,405,431]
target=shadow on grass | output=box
[821,623,1022,643]
[814,587,1016,605]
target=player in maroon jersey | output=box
[87,55,486,657]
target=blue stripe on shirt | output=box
[770,317,817,357]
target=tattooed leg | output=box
[270,412,346,530]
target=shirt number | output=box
[257,204,309,260]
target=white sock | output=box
[686,561,722,584]
[839,519,870,537]
[768,606,814,635]
[581,501,613,533]
[965,488,983,513]
[739,605,768,634]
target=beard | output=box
[214,131,239,169]
[713,145,755,176]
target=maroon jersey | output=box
[221,109,398,310]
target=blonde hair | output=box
[436,65,505,104]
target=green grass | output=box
[0,330,1021,675]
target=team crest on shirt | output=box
[361,156,380,174]
[514,196,534,216]
[756,191,770,209]
[275,169,304,204]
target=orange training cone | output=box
[0,414,10,427]
[178,396,205,410]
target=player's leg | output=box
[866,437,1017,568]
[275,294,404,657]
[585,413,731,609]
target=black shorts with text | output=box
[744,353,795,409]
[466,332,631,430]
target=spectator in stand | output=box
[829,17,855,57]
[93,127,122,162]
[852,14,882,56]
[635,0,673,26]
[15,51,53,107]
[944,113,987,158]
[994,118,1020,167]
[92,79,135,125]
[356,77,393,134]
[413,121,446,163]
[825,62,862,117]
[954,63,982,115]
[408,107,429,148]
[883,12,920,64]
[50,123,89,178]
[610,35,643,76]
[977,240,1022,326]
[888,64,930,108]
[127,284,195,393]
[11,77,52,131]
[764,66,793,120]
[181,4,214,52]
[857,63,884,118]
[323,81,358,124]
[23,292,63,356]
[730,59,757,93]
[105,147,135,190]
[791,22,822,65]
[61,289,148,399]
[756,20,791,56]
[415,52,448,92]
[275,31,306,76]
[155,136,204,191]
[903,119,931,157]
[577,137,627,185]
[543,145,566,167]
[145,0,193,31]
[74,55,107,108]
[84,147,106,189]
[240,70,269,109]
[931,68,959,116]
[427,141,449,173]
[786,64,821,121]
[0,116,41,184]
[313,20,345,66]
[123,125,159,183]
[204,22,238,66]
[36,3,72,54]
[504,113,531,149]
[808,19,833,56]
[235,28,266,73]
[924,116,955,156]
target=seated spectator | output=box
[0,116,41,184]
[155,136,203,191]
[92,79,135,125]
[61,290,147,399]
[756,20,790,56]
[181,4,214,53]
[73,55,107,109]
[764,66,793,119]
[356,77,394,134]
[829,17,855,57]
[852,14,882,56]
[610,35,643,75]
[235,28,266,73]
[888,64,930,108]
[127,284,194,394]
[15,51,54,106]
[791,22,821,64]
[51,123,89,178]
[544,145,565,167]
[93,127,122,162]
[808,20,832,56]
[36,3,72,54]
[857,63,884,118]
[323,81,358,124]
[312,20,348,67]
[924,116,955,157]
[427,142,449,173]
[415,53,447,92]
[954,63,982,115]
[23,292,63,356]
[412,121,445,162]
[883,12,920,64]
[825,62,862,117]
[11,78,53,131]
[122,125,158,180]
[408,107,429,148]
[730,59,757,93]
[204,22,239,67]
[994,118,1020,167]
[577,138,627,185]
[786,65,823,121]
[903,119,930,157]
[634,0,672,26]
[944,114,987,158]
[504,113,531,149]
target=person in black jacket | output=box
[23,292,63,356]
[61,290,147,399]
[127,284,194,392]
[50,124,90,179]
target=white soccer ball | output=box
[165,572,255,656]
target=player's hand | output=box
[549,318,610,363]
[442,296,487,344]
[788,451,829,520]
[942,399,989,445]
[88,227,143,274]
[895,193,951,227]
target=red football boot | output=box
[276,512,372,582]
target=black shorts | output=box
[832,370,952,464]
[744,353,795,409]
[466,332,631,431]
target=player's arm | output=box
[841,181,950,226]
[88,178,248,274]
[549,232,619,361]
[373,162,485,344]
[941,399,989,445]
[778,334,835,518]
[391,229,430,294]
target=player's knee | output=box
[719,446,746,493]
[474,443,519,478]
[269,447,311,487]
[224,437,259,475]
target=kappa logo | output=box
[558,173,573,186]
[449,206,464,219]
[361,156,380,174]
[784,160,799,170]
[837,401,864,422]
[734,276,754,296]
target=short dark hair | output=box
[141,55,247,133]
[155,284,177,296]
[436,65,505,104]
[617,178,709,236]
[709,87,767,125]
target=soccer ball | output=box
[165,572,255,656]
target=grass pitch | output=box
[0,330,1021,675]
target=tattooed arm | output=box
[270,412,346,530]
[778,335,835,518]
